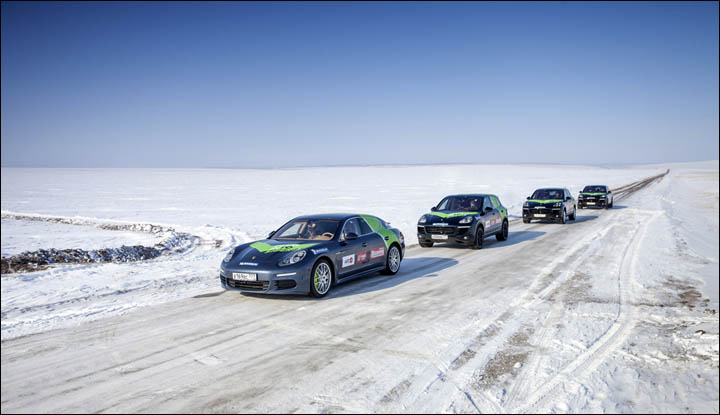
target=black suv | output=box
[523,188,576,224]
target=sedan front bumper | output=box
[219,264,311,295]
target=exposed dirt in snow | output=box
[0,212,222,274]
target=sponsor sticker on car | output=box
[342,254,355,268]
[431,234,448,240]
[370,247,385,259]
[535,213,546,218]
[356,251,368,263]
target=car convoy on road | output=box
[221,185,613,297]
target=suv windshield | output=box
[273,219,339,241]
[436,196,484,211]
[531,189,564,200]
[582,186,607,193]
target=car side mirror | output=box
[431,206,437,212]
[607,190,612,194]
[526,196,530,200]
[566,197,572,201]
[345,232,358,241]
[484,206,493,212]
[268,231,276,238]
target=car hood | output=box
[229,239,330,267]
[580,192,607,196]
[525,199,564,207]
[422,210,479,225]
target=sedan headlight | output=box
[418,215,427,224]
[553,202,562,208]
[459,215,474,224]
[279,250,307,267]
[223,249,235,263]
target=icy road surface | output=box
[1,163,717,413]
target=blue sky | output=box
[1,1,718,167]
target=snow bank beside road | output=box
[1,164,664,247]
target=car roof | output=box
[442,194,493,198]
[534,188,565,191]
[583,185,607,187]
[292,213,366,221]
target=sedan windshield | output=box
[273,219,339,241]
[436,196,484,211]
[531,189,564,200]
[582,186,607,193]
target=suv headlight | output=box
[418,215,427,224]
[523,202,529,207]
[553,202,562,207]
[279,250,306,267]
[459,215,473,224]
[223,249,235,263]
[578,194,584,198]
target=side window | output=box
[483,197,494,211]
[342,219,360,239]
[437,198,450,210]
[357,218,373,235]
[284,222,302,238]
[490,195,500,208]
[565,189,571,199]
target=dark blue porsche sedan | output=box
[220,213,405,297]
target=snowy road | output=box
[1,169,718,413]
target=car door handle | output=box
[384,236,389,241]
[362,242,368,247]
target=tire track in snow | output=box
[508,208,662,413]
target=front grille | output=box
[221,276,269,291]
[275,280,297,290]
[425,226,456,234]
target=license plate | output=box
[232,272,257,281]
[431,234,448,240]
[534,213,546,218]
[586,202,595,205]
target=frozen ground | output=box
[1,219,161,257]
[1,162,718,413]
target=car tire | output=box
[309,259,333,298]
[558,209,566,224]
[419,241,434,248]
[569,207,576,221]
[382,244,402,275]
[496,220,508,241]
[609,199,613,208]
[472,226,484,249]
[523,217,530,224]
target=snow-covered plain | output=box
[1,162,718,413]
[1,163,664,338]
